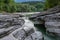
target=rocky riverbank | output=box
[0,14,43,40]
[29,6,60,40]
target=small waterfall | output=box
[22,17,37,31]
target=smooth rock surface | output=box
[0,14,43,40]
[45,14,60,37]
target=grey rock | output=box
[25,31,43,40]
[45,14,60,37]
[0,14,43,40]
[31,31,43,40]
[12,26,35,40]
[0,14,25,38]
[45,22,60,28]
[25,36,33,40]
[0,22,11,28]
[12,27,43,40]
[0,25,22,38]
[13,28,26,40]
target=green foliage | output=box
[0,0,16,13]
[45,0,60,10]
[0,0,44,13]
[15,4,37,12]
[22,1,44,12]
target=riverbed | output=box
[34,24,57,40]
[27,16,56,40]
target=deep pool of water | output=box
[34,24,57,40]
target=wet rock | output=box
[0,14,25,38]
[0,22,11,28]
[0,14,43,40]
[25,31,43,40]
[45,14,60,37]
[12,26,34,40]
[30,31,43,40]
[12,27,43,40]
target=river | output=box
[21,12,57,40]
[34,24,56,40]
[28,17,56,40]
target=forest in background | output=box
[45,0,60,10]
[0,0,44,13]
[0,0,60,13]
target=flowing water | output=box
[25,14,56,40]
[34,24,57,40]
[27,17,56,40]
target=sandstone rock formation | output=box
[0,14,43,40]
[0,14,25,38]
[45,13,60,40]
[28,5,60,40]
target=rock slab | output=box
[0,14,43,40]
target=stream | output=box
[21,13,57,40]
[27,17,56,40]
[34,24,56,40]
[0,13,58,40]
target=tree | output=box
[16,4,37,12]
[45,0,60,10]
[0,0,16,13]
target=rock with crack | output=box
[25,31,43,40]
[0,14,25,38]
[45,13,60,38]
[0,15,43,40]
[12,27,43,40]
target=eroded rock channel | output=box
[0,14,43,40]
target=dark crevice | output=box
[34,24,46,34]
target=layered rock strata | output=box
[0,14,43,40]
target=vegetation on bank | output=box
[0,0,59,13]
[45,0,60,10]
[0,0,16,13]
[21,1,44,12]
[0,0,44,13]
